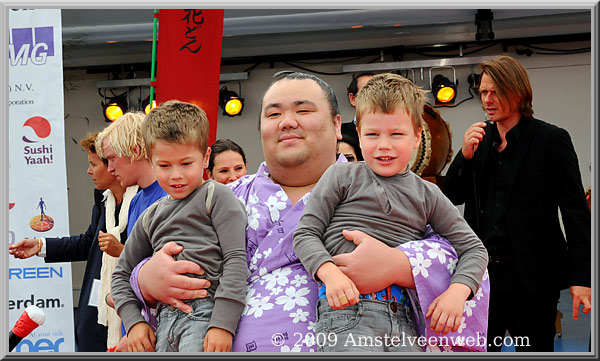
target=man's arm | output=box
[550,128,592,319]
[442,122,487,206]
[45,193,104,262]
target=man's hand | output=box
[138,241,210,313]
[127,322,156,352]
[98,231,124,257]
[461,122,488,159]
[203,327,233,352]
[426,283,471,335]
[8,238,40,259]
[570,285,591,321]
[332,230,414,294]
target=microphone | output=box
[472,115,493,155]
[9,305,46,352]
[484,114,493,127]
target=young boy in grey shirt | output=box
[111,100,247,352]
[293,73,489,352]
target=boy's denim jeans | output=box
[155,298,214,352]
[315,298,423,352]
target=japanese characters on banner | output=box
[155,9,224,146]
[8,9,75,352]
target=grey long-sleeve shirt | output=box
[293,162,488,296]
[112,180,248,336]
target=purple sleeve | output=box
[129,256,158,331]
[398,231,490,352]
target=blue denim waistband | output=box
[318,283,410,306]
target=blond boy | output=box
[110,100,247,352]
[96,112,166,237]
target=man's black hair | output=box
[347,72,377,96]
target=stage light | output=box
[219,87,244,117]
[430,66,458,106]
[102,94,128,122]
[432,75,457,104]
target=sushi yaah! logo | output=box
[22,116,54,165]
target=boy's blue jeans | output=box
[315,298,423,352]
[155,298,214,352]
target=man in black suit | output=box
[443,56,591,352]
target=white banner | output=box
[8,9,75,352]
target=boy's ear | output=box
[132,145,142,158]
[414,127,423,149]
[204,147,212,168]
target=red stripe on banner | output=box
[155,9,224,147]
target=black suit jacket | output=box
[443,117,590,295]
[45,189,127,351]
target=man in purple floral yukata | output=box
[126,72,489,352]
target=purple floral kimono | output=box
[229,162,321,352]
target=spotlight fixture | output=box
[102,94,128,122]
[429,67,458,106]
[432,75,457,105]
[219,87,244,117]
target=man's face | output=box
[479,73,520,123]
[260,78,341,170]
[102,139,138,187]
[349,75,374,108]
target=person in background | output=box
[337,133,362,162]
[443,56,591,351]
[9,131,137,352]
[206,138,248,184]
[340,72,376,162]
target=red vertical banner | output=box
[155,9,224,145]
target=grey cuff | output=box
[116,301,146,335]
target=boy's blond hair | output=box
[96,112,147,161]
[142,99,209,157]
[355,73,426,135]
